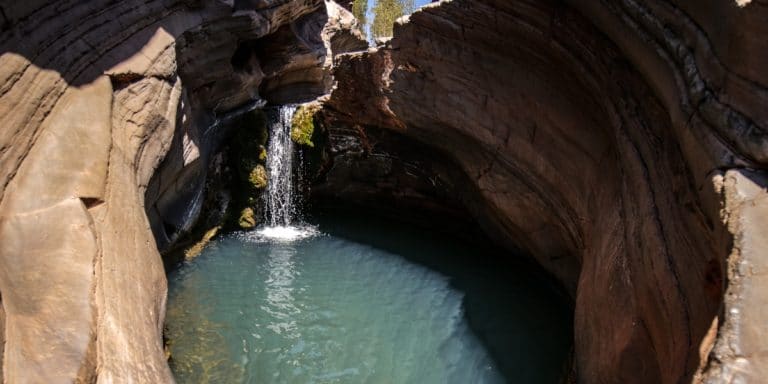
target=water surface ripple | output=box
[166,217,572,383]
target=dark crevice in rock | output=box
[0,6,10,32]
[230,41,262,77]
[233,0,293,12]
[211,99,266,127]
[162,221,179,246]
[108,73,176,91]
[80,197,105,209]
[108,72,145,90]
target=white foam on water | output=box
[243,225,320,243]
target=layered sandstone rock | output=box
[0,0,362,382]
[0,0,765,383]
[317,0,768,383]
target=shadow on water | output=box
[307,208,574,384]
[167,207,574,383]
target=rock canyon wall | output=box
[316,0,767,383]
[0,0,363,381]
[0,0,766,383]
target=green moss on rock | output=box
[291,103,320,147]
[183,226,221,260]
[258,145,267,162]
[248,164,268,189]
[238,207,256,229]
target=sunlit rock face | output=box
[0,0,766,382]
[0,0,363,382]
[317,0,768,383]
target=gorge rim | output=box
[0,0,766,383]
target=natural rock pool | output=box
[165,214,572,383]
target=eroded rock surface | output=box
[0,0,363,382]
[317,0,768,383]
[0,0,765,383]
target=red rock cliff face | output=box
[318,0,768,383]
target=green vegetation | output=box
[248,164,268,189]
[220,110,270,231]
[183,226,221,260]
[352,0,368,26]
[291,103,320,147]
[371,0,414,39]
[238,207,256,229]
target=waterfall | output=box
[264,105,298,227]
[253,105,316,242]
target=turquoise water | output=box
[166,215,572,383]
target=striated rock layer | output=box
[0,0,766,383]
[316,0,768,383]
[0,0,364,382]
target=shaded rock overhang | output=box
[317,0,768,383]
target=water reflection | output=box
[263,245,300,338]
[166,215,572,384]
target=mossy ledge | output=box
[291,103,321,147]
[227,110,270,230]
[183,226,222,260]
[238,207,256,229]
[248,164,268,190]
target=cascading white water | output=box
[264,105,297,226]
[256,105,316,241]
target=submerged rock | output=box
[183,226,222,260]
